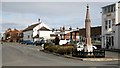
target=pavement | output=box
[42,50,120,61]
[40,45,120,61]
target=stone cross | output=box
[85,4,93,52]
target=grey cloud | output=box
[2,22,25,31]
[1,2,112,32]
[2,2,110,16]
[1,0,119,2]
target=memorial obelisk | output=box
[85,4,93,52]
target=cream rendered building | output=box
[102,1,120,49]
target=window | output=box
[28,35,30,38]
[102,8,105,14]
[111,36,114,46]
[105,20,107,30]
[109,20,111,28]
[31,34,33,38]
[113,6,115,12]
[108,20,112,28]
[108,6,110,13]
[111,5,113,12]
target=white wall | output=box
[114,25,120,49]
[118,25,120,49]
[102,2,120,49]
[33,24,39,37]
[102,12,115,48]
[114,2,120,49]
[39,31,52,40]
[118,3,120,23]
[33,22,51,38]
[23,30,33,42]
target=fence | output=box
[72,49,105,58]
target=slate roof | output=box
[72,26,101,37]
[38,26,50,31]
[33,34,39,38]
[23,23,40,32]
[116,23,120,26]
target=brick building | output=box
[3,28,22,42]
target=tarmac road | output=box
[2,42,119,66]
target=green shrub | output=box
[66,46,74,55]
[56,46,66,55]
[52,45,60,53]
[56,46,74,55]
[44,43,75,55]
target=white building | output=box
[114,23,120,49]
[23,23,39,42]
[33,22,52,41]
[23,21,53,42]
[102,1,120,49]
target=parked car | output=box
[46,39,54,45]
[76,42,97,51]
[21,40,28,44]
[59,39,71,45]
[25,40,34,45]
[34,40,45,46]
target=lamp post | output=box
[69,26,72,41]
[76,27,81,42]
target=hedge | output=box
[44,43,74,55]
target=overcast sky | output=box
[0,1,119,33]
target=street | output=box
[2,42,119,66]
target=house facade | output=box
[23,23,39,42]
[114,23,120,49]
[102,1,120,49]
[52,26,101,44]
[68,26,101,43]
[33,22,52,41]
[2,28,21,42]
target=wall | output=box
[118,25,120,49]
[33,24,40,37]
[118,3,120,24]
[39,31,52,40]
[101,4,116,48]
[23,30,33,42]
[33,22,51,37]
[114,25,120,49]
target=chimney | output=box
[38,18,42,23]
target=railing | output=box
[72,49,105,58]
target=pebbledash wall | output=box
[102,1,120,49]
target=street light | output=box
[76,27,81,42]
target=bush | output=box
[44,43,59,52]
[52,45,60,53]
[56,45,74,55]
[44,43,54,52]
[44,43,75,55]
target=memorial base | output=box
[72,49,105,58]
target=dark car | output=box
[21,40,28,44]
[34,40,45,46]
[25,40,34,45]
